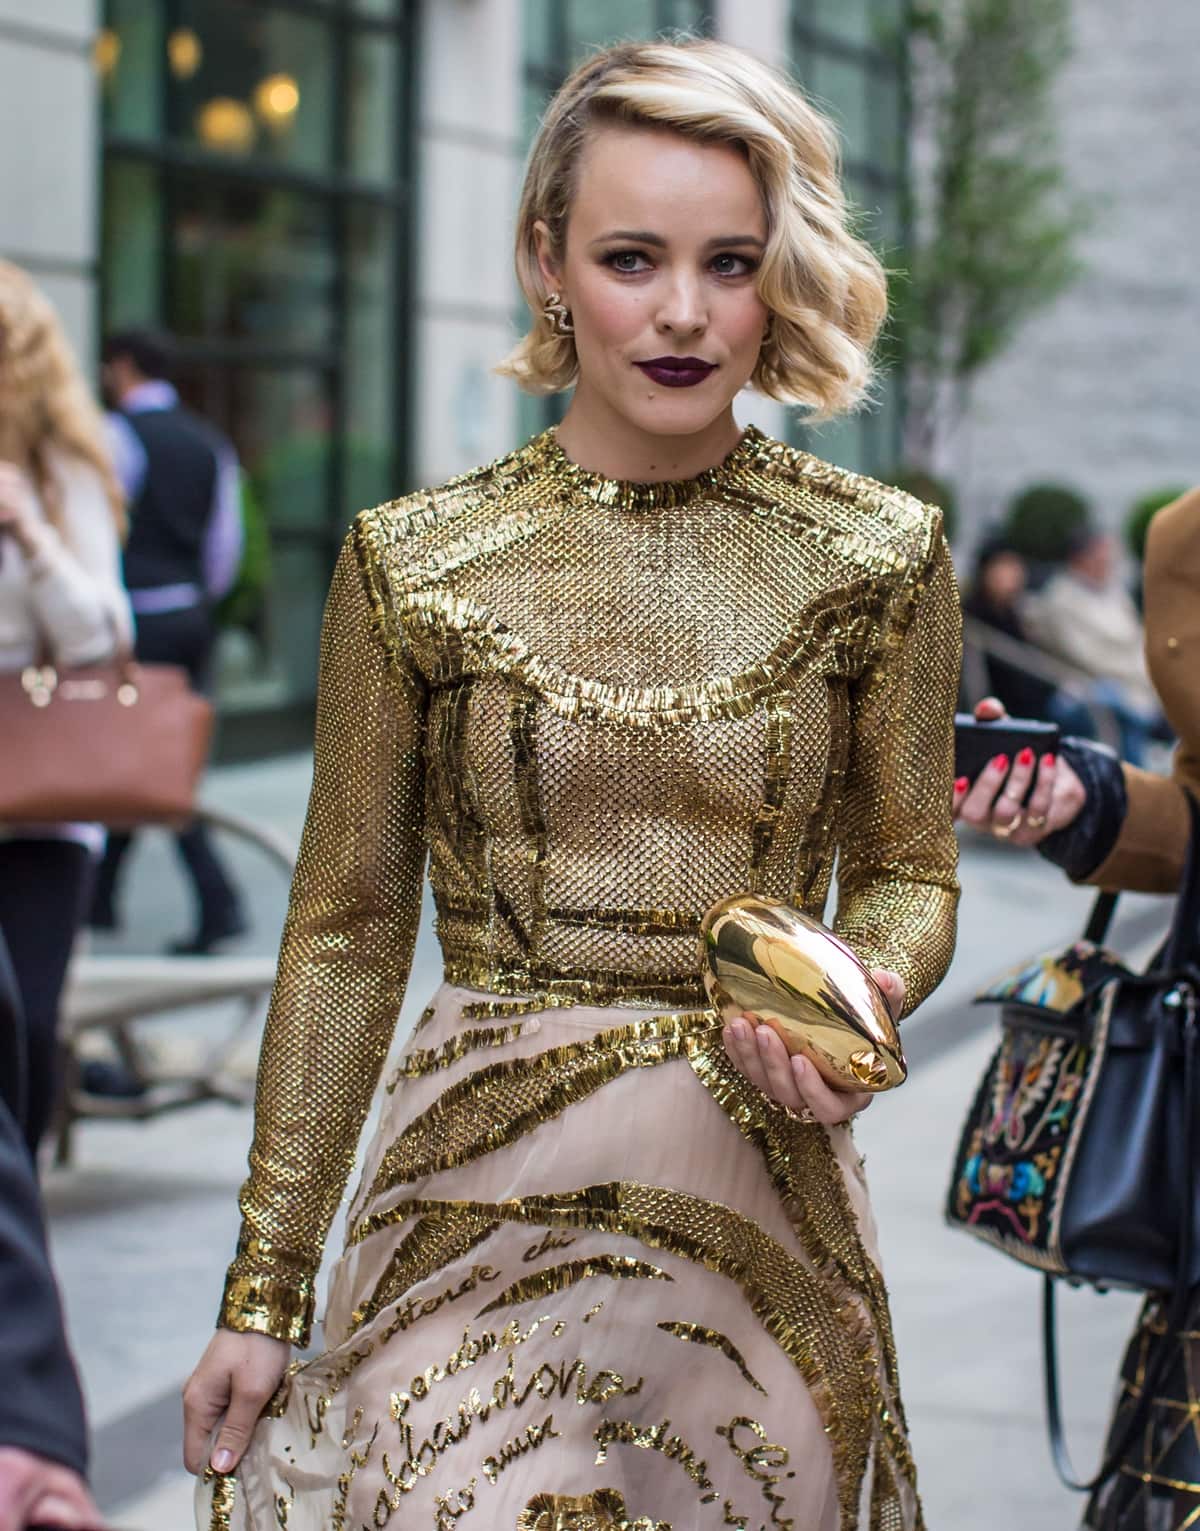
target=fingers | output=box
[722,1016,770,1097]
[1008,753,1057,845]
[1047,756,1088,833]
[790,1054,871,1125]
[209,1374,274,1475]
[872,968,906,1022]
[182,1362,230,1475]
[753,1024,806,1112]
[956,752,1012,829]
[26,1465,101,1530]
[973,697,1007,722]
[0,1451,98,1531]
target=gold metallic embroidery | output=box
[593,1416,717,1501]
[656,1320,767,1394]
[202,1468,236,1531]
[517,1487,668,1530]
[352,1183,880,1526]
[476,1255,674,1315]
[387,1024,527,1086]
[362,1014,716,1202]
[717,1416,796,1530]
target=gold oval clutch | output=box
[699,894,906,1093]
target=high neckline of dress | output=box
[540,424,764,510]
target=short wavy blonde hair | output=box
[0,260,124,533]
[499,38,888,419]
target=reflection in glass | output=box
[170,2,334,172]
[347,33,399,182]
[103,161,162,330]
[345,206,398,516]
[169,180,336,349]
[101,0,164,140]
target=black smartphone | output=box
[954,713,1060,792]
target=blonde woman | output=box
[0,261,132,1156]
[186,40,960,1530]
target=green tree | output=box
[895,0,1089,468]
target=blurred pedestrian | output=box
[1022,527,1169,763]
[91,330,246,955]
[0,261,132,1157]
[963,533,1093,731]
[956,487,1200,1528]
[0,930,101,1531]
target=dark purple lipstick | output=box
[635,355,717,388]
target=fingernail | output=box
[731,1019,748,1041]
[212,1448,234,1473]
[953,776,969,794]
[756,1027,770,1051]
[1042,753,1057,767]
[990,753,1009,772]
[792,1056,806,1078]
[1017,747,1034,767]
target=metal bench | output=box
[54,804,296,1166]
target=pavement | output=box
[42,751,1171,1530]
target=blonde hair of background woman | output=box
[0,260,124,534]
[500,37,888,420]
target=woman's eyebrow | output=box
[588,230,766,250]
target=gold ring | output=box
[784,1103,817,1125]
[1026,813,1048,829]
[993,813,1023,839]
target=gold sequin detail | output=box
[218,425,960,1424]
[656,1320,767,1394]
[517,1488,668,1530]
[202,1468,236,1531]
[350,1182,880,1525]
[362,1013,716,1202]
[476,1255,674,1316]
[387,1023,527,1086]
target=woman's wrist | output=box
[1037,737,1127,880]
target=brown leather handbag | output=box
[0,649,213,827]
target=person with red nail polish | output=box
[956,489,1200,1530]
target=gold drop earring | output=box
[542,291,574,336]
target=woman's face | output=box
[536,124,770,441]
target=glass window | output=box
[102,161,162,329]
[100,0,163,141]
[806,0,874,48]
[348,31,401,183]
[168,179,337,350]
[345,204,398,516]
[808,52,871,163]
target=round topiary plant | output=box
[1125,487,1187,562]
[888,468,958,545]
[1004,483,1091,565]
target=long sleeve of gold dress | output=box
[202,427,960,1531]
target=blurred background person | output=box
[91,329,246,956]
[956,486,1200,1528]
[0,933,101,1531]
[1022,525,1170,764]
[963,531,1094,733]
[0,261,132,1159]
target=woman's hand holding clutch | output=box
[722,969,905,1125]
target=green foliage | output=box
[898,0,1090,465]
[1125,487,1187,562]
[216,474,272,633]
[1003,482,1091,565]
[888,467,959,544]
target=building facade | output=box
[5,0,909,754]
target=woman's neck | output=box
[553,386,742,483]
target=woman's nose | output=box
[655,273,707,336]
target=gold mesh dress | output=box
[200,426,961,1531]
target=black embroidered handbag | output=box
[945,792,1200,1489]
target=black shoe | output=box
[80,1059,147,1098]
[167,909,249,956]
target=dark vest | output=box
[120,406,221,591]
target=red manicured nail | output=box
[990,753,1009,772]
[954,776,969,794]
[1042,753,1057,767]
[1017,747,1034,767]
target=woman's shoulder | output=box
[1144,486,1200,576]
[746,433,946,575]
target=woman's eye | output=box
[606,250,650,273]
[711,253,755,277]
